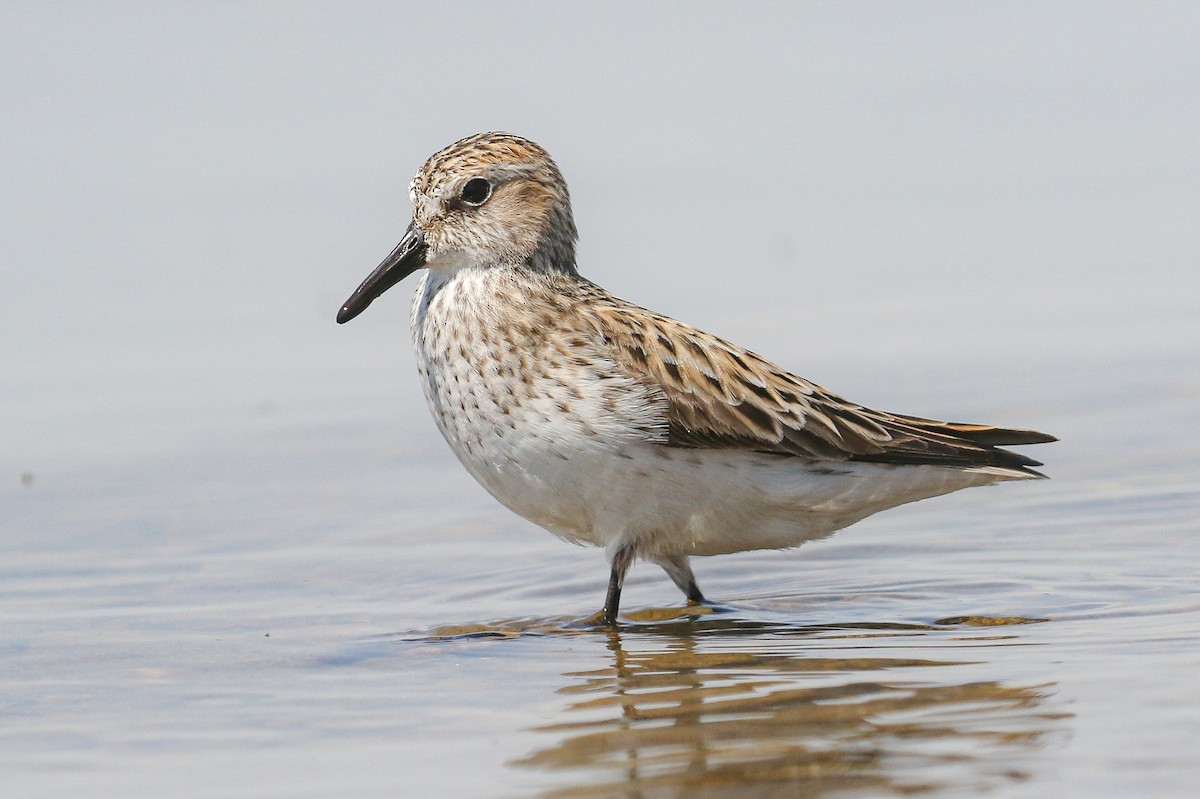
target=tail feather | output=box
[932,422,1059,447]
[850,414,1056,477]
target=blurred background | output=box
[4,1,1196,478]
[2,3,1198,798]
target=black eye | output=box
[460,177,492,206]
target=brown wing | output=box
[584,300,1055,475]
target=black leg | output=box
[656,555,706,604]
[602,544,635,625]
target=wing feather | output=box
[582,298,1055,475]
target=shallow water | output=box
[5,350,1199,797]
[4,4,1200,797]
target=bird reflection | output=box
[510,615,1068,798]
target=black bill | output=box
[336,222,428,324]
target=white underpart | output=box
[412,266,1020,560]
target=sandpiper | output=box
[337,132,1055,624]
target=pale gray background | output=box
[4,2,1195,474]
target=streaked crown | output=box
[409,132,578,273]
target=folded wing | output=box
[586,301,1056,477]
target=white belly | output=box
[409,269,1010,558]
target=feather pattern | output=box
[566,283,1054,476]
[338,131,1058,621]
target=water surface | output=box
[5,351,1198,797]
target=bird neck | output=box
[523,204,579,276]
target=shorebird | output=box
[337,132,1054,624]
